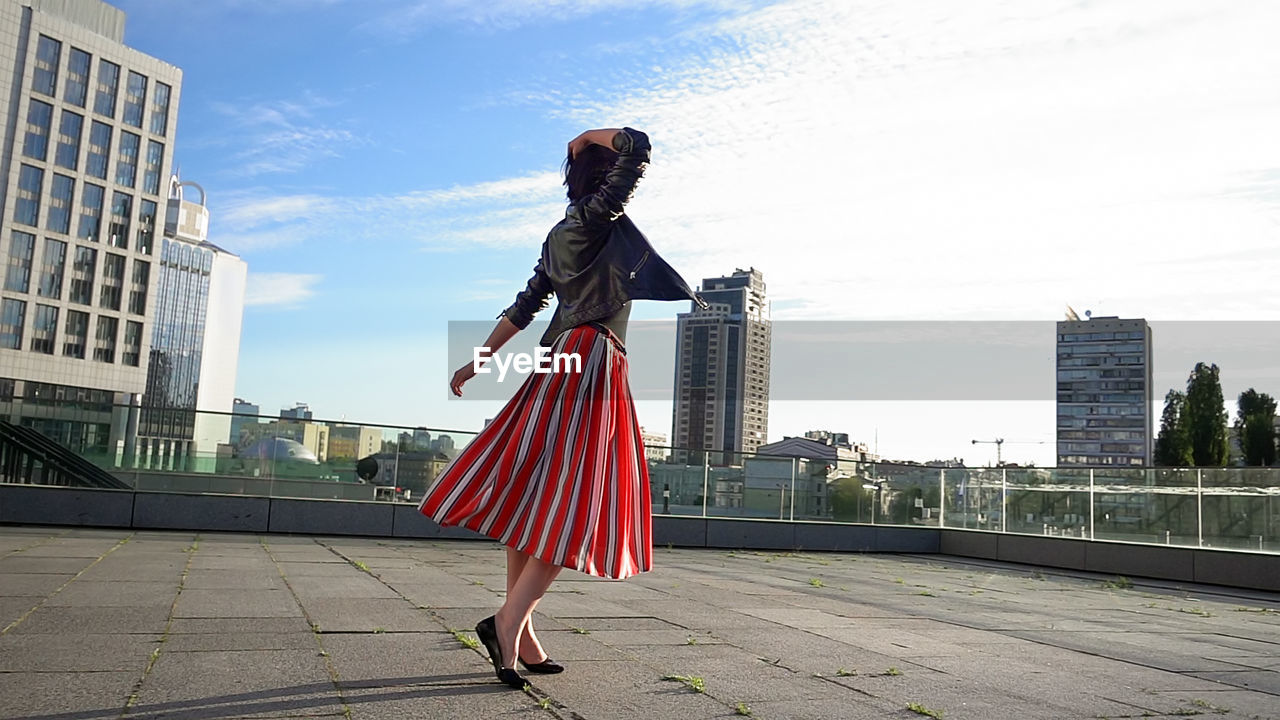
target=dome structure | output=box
[240,437,320,464]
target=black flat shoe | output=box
[475,616,526,689]
[519,657,565,674]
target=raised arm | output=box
[570,127,651,229]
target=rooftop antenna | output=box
[1085,309,1093,320]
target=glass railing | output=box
[1,402,1277,553]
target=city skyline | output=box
[92,0,1280,465]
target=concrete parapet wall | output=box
[939,528,1280,592]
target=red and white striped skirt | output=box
[417,323,652,580]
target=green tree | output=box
[1235,389,1278,466]
[1184,362,1229,466]
[829,476,878,522]
[1154,389,1192,466]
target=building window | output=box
[93,315,118,363]
[69,245,96,305]
[100,253,125,310]
[109,192,132,249]
[62,309,88,358]
[116,131,139,187]
[37,238,67,299]
[150,82,170,136]
[94,59,120,118]
[0,299,26,349]
[129,259,149,315]
[143,141,163,195]
[55,110,83,170]
[123,71,146,127]
[22,99,53,160]
[47,174,75,234]
[33,35,60,96]
[122,320,142,366]
[30,304,58,355]
[86,121,111,179]
[4,231,35,293]
[137,200,156,255]
[78,183,105,242]
[15,165,43,227]
[64,47,90,107]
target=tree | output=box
[1154,390,1192,466]
[1235,389,1278,466]
[1184,363,1230,466]
[829,476,875,522]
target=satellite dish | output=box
[356,456,379,481]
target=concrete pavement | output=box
[1,526,1277,719]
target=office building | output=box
[639,427,668,463]
[0,0,181,460]
[230,397,258,445]
[671,267,770,462]
[280,402,312,421]
[135,177,246,469]
[327,424,380,461]
[1056,315,1153,466]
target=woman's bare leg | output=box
[494,553,562,670]
[505,547,548,662]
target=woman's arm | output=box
[452,255,554,397]
[450,315,520,396]
[571,127,651,229]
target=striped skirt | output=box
[417,324,652,580]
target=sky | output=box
[110,0,1280,466]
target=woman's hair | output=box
[562,143,619,202]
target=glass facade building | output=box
[134,179,246,470]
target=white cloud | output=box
[541,0,1280,321]
[207,94,360,177]
[360,0,750,35]
[244,272,323,308]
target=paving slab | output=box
[9,605,172,634]
[0,670,138,717]
[128,648,344,719]
[0,632,159,672]
[173,588,302,618]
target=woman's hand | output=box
[568,128,621,159]
[450,362,478,397]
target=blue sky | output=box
[110,0,1280,465]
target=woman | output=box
[418,126,707,689]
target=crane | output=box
[970,438,1047,467]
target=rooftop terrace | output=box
[1,526,1278,720]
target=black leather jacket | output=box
[499,127,709,346]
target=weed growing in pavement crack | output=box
[451,629,480,650]
[735,702,753,716]
[907,701,943,718]
[571,627,590,635]
[662,674,706,693]
[808,578,825,588]
[835,668,856,677]
[885,667,902,676]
